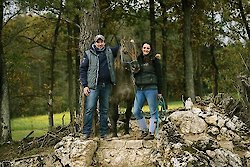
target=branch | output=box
[3,9,22,28]
[18,35,52,51]
[239,53,250,72]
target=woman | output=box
[133,42,162,140]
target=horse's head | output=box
[116,39,139,72]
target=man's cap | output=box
[94,34,105,42]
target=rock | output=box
[54,136,97,167]
[7,94,250,167]
[169,111,207,134]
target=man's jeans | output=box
[133,89,158,132]
[83,83,111,137]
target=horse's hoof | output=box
[124,132,130,135]
[111,136,119,140]
[112,134,118,138]
[123,134,130,138]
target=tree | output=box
[158,0,168,103]
[182,0,195,100]
[78,0,100,133]
[149,0,156,49]
[66,22,74,123]
[0,0,11,143]
[238,0,250,40]
[47,0,63,129]
[210,3,219,96]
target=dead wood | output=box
[18,124,73,154]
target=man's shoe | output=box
[100,134,110,140]
[144,134,154,140]
[82,134,90,140]
[138,131,148,139]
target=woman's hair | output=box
[141,41,152,47]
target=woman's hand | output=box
[155,54,161,59]
[158,94,163,99]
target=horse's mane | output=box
[115,39,138,69]
[114,52,122,69]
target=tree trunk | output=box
[238,75,250,112]
[0,81,11,143]
[48,0,63,129]
[73,15,81,117]
[237,0,250,70]
[66,22,74,123]
[149,0,156,50]
[159,0,168,106]
[195,48,202,96]
[211,6,219,96]
[182,0,195,100]
[0,0,11,143]
[238,0,250,40]
[211,44,219,96]
[78,0,100,135]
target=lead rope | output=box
[156,96,167,138]
[128,61,138,109]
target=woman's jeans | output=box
[83,83,111,137]
[133,89,158,133]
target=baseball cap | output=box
[94,34,105,42]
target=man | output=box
[80,34,119,139]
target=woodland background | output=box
[0,0,250,143]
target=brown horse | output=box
[109,39,138,137]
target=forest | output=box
[0,0,250,143]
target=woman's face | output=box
[142,43,151,56]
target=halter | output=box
[120,39,139,73]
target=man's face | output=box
[142,43,151,56]
[95,39,105,49]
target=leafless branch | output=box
[18,35,52,50]
[3,9,22,28]
[239,53,250,72]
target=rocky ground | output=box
[1,93,250,167]
[0,114,145,162]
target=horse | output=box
[109,39,139,137]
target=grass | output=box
[167,101,183,109]
[11,101,183,141]
[11,112,71,141]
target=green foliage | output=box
[216,43,248,94]
[3,0,250,120]
[4,13,72,117]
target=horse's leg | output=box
[124,101,133,134]
[110,102,119,137]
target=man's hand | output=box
[84,87,90,96]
